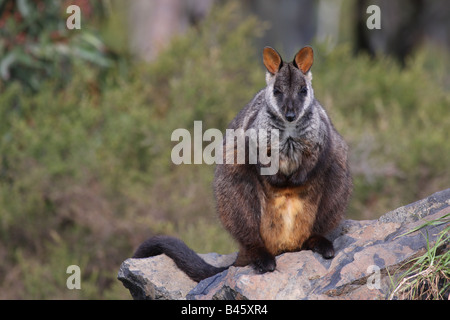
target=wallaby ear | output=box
[263,47,283,74]
[293,46,314,74]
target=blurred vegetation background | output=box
[0,0,449,299]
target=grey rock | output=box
[379,188,450,224]
[118,189,450,300]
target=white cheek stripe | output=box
[265,83,286,120]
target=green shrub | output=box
[0,0,113,92]
[0,2,262,298]
[312,43,450,218]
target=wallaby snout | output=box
[284,99,297,122]
[284,98,297,122]
[285,111,296,122]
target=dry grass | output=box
[389,214,450,300]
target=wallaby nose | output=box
[285,111,296,122]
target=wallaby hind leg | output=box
[214,164,277,274]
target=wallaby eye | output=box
[299,86,307,96]
[273,88,282,96]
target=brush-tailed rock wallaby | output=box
[133,46,353,282]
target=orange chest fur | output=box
[260,184,318,255]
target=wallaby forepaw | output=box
[252,252,276,274]
[317,244,335,259]
[303,234,335,259]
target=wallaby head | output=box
[263,46,314,124]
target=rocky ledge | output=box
[118,189,450,300]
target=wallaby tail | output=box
[132,235,230,282]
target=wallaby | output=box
[133,46,353,282]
